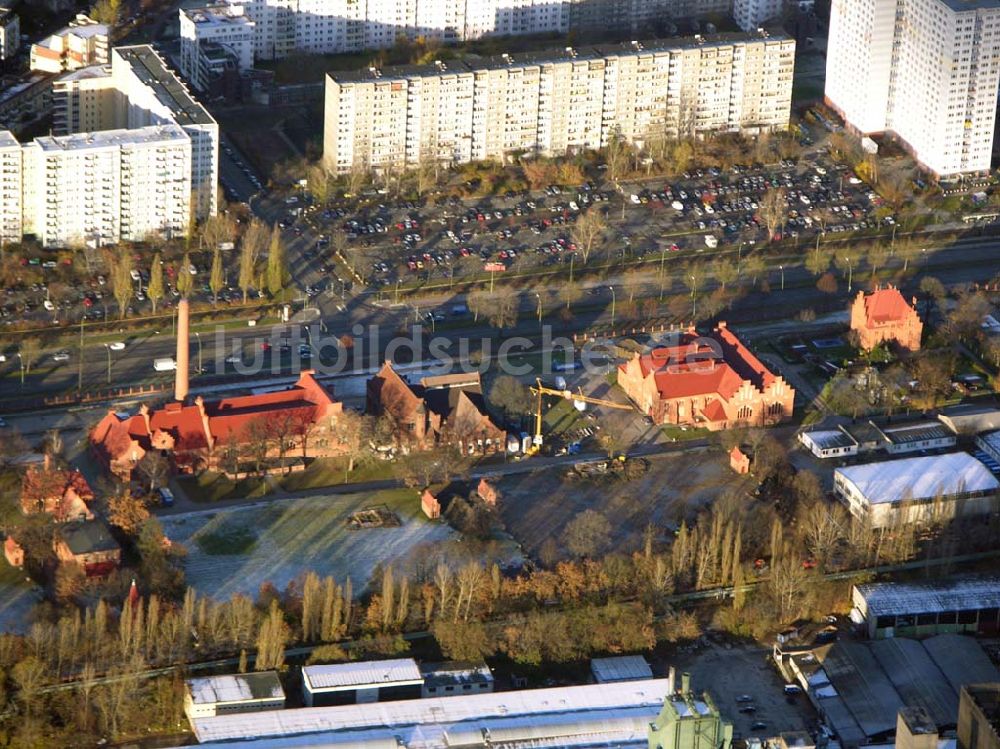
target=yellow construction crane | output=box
[529,377,632,451]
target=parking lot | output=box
[667,641,815,741]
[288,143,888,294]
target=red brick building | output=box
[617,323,794,431]
[849,285,923,352]
[90,371,344,480]
[20,460,94,522]
[367,363,506,454]
[53,520,121,577]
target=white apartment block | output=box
[180,4,256,91]
[52,65,116,136]
[0,45,218,248]
[30,14,108,73]
[0,131,21,243]
[323,33,795,174]
[20,126,191,248]
[826,0,1000,177]
[0,6,20,63]
[203,0,732,61]
[733,0,785,31]
[112,46,219,220]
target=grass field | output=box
[0,563,41,634]
[177,472,269,503]
[280,457,391,493]
[161,489,457,598]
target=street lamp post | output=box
[534,292,542,328]
[77,316,84,392]
[16,353,23,388]
[104,344,111,384]
[659,247,667,299]
[608,286,616,329]
[690,275,697,318]
[845,256,853,292]
[779,264,785,291]
[195,332,202,374]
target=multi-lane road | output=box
[3,233,1000,404]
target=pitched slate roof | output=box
[57,519,119,555]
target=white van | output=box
[153,357,177,372]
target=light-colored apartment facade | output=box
[324,33,794,174]
[21,126,191,248]
[826,0,1000,177]
[204,0,733,61]
[30,14,108,73]
[0,6,20,63]
[0,45,217,248]
[179,4,255,91]
[52,64,116,136]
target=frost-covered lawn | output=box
[0,563,42,634]
[160,488,456,599]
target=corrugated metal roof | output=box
[303,658,423,691]
[868,639,957,728]
[923,634,1000,694]
[192,678,671,745]
[591,656,653,683]
[856,577,1000,617]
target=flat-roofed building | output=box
[958,684,1000,749]
[0,45,217,248]
[0,130,21,243]
[0,6,19,63]
[190,677,672,746]
[324,33,794,174]
[51,64,115,136]
[833,453,1000,527]
[30,15,108,74]
[853,577,1000,639]
[591,655,654,684]
[302,658,423,707]
[799,429,859,459]
[184,671,285,720]
[180,4,255,92]
[420,661,494,698]
[939,405,1000,436]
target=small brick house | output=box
[849,285,923,352]
[53,520,121,577]
[730,446,750,475]
[4,537,24,568]
[420,488,441,519]
[20,460,94,522]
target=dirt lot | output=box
[496,447,748,557]
[664,641,816,740]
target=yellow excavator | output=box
[528,377,632,454]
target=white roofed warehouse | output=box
[302,658,423,707]
[832,453,1000,528]
[184,671,285,720]
[852,577,1000,639]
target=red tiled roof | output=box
[864,287,913,325]
[92,372,339,461]
[22,467,94,505]
[371,361,423,421]
[702,400,727,423]
[632,324,776,401]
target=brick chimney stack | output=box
[175,298,190,402]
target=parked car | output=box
[158,487,174,507]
